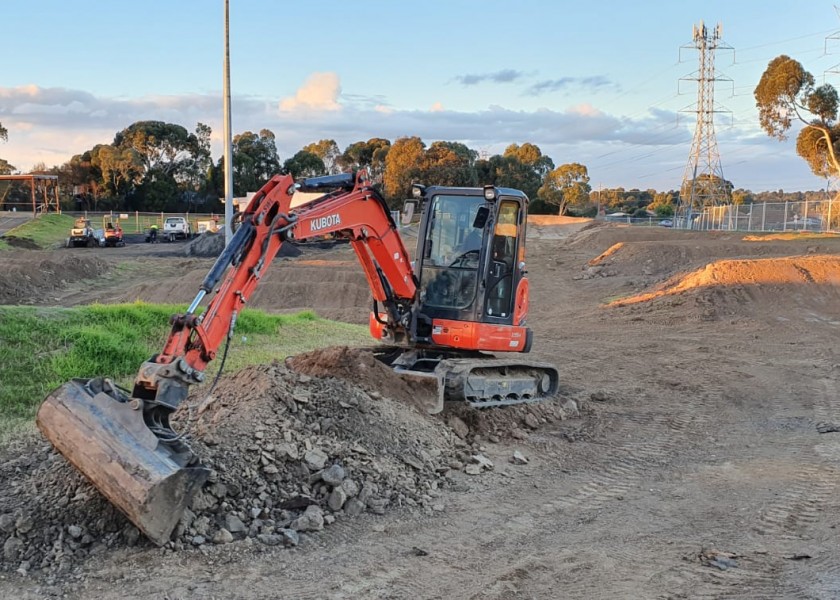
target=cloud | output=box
[278,72,342,112]
[525,75,616,96]
[453,69,526,86]
[0,82,817,191]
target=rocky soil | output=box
[0,349,578,588]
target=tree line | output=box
[0,123,599,214]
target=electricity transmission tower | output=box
[678,21,733,224]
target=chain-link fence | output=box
[674,199,840,232]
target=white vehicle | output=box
[163,217,191,241]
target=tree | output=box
[114,121,200,178]
[503,143,554,179]
[302,139,340,174]
[189,122,213,189]
[422,141,478,186]
[90,144,142,199]
[218,129,282,196]
[537,163,591,215]
[283,151,325,178]
[0,122,9,178]
[338,138,391,181]
[132,168,179,211]
[480,144,555,200]
[648,191,677,216]
[0,159,14,175]
[731,189,754,205]
[755,55,840,180]
[383,136,425,201]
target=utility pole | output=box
[223,0,234,246]
[597,184,602,217]
[677,21,733,227]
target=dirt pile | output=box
[0,253,110,304]
[286,346,440,410]
[184,231,301,258]
[0,357,464,577]
[608,254,840,308]
[287,346,580,448]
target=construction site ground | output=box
[3,219,840,598]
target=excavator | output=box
[36,169,559,545]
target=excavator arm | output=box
[133,170,416,413]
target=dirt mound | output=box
[0,359,463,577]
[185,232,302,258]
[0,253,110,305]
[566,223,702,252]
[288,348,580,438]
[581,236,840,283]
[1,236,40,250]
[286,346,439,410]
[607,255,840,322]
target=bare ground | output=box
[3,223,840,598]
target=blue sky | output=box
[1,0,839,192]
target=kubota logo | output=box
[310,214,341,232]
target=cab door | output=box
[483,199,522,323]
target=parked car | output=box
[659,219,673,228]
[163,217,191,241]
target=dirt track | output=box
[3,222,840,598]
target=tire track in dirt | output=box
[658,361,840,600]
[251,384,736,599]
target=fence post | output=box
[783,201,788,231]
[803,200,809,231]
[762,202,766,231]
[748,203,753,231]
[829,198,833,232]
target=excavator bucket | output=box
[36,379,209,546]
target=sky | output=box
[1,0,839,193]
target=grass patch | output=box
[4,213,76,249]
[0,302,369,436]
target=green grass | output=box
[0,302,369,437]
[4,213,76,248]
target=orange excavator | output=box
[36,170,558,545]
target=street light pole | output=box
[222,0,233,246]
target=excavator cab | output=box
[410,184,531,350]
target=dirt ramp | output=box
[0,253,110,305]
[565,222,698,252]
[608,255,840,321]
